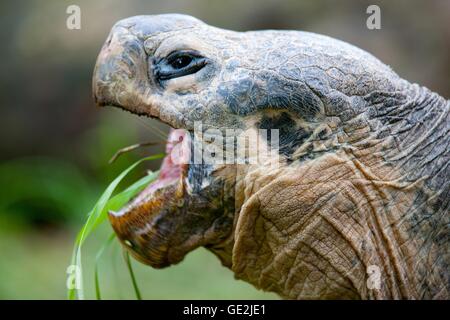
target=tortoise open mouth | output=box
[110,128,191,218]
[107,128,193,267]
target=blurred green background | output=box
[0,0,448,299]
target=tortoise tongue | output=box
[159,128,190,179]
[111,128,190,217]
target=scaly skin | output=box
[92,14,449,299]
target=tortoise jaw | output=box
[108,128,191,267]
[110,128,190,218]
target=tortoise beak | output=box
[92,22,150,110]
[92,15,202,113]
[108,180,184,268]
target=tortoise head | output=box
[92,14,406,270]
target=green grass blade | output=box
[124,250,142,300]
[75,154,163,248]
[91,170,159,232]
[68,154,163,300]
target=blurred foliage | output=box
[0,0,448,299]
[0,157,94,227]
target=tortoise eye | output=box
[155,50,208,81]
[169,55,193,69]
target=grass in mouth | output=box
[68,154,164,300]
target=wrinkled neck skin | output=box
[208,84,449,300]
